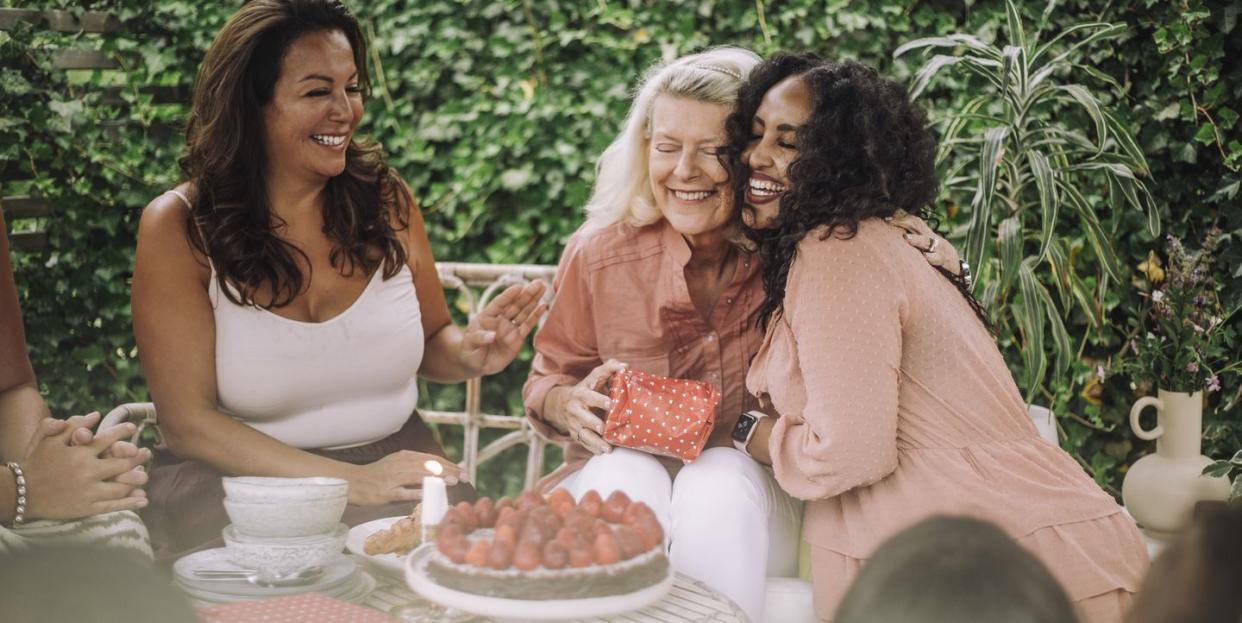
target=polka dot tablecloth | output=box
[604,369,720,463]
[197,592,398,622]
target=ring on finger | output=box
[925,237,939,254]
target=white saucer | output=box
[181,568,375,605]
[173,548,356,599]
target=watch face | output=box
[731,413,757,442]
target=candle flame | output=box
[425,460,443,476]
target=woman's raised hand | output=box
[545,359,627,455]
[458,280,548,376]
[888,210,962,275]
[20,414,152,520]
[346,450,465,506]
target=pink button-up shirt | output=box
[523,219,763,486]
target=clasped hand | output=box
[20,412,152,520]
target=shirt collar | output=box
[660,218,694,268]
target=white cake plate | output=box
[404,544,674,621]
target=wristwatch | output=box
[731,410,769,456]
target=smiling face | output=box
[647,95,734,243]
[742,75,813,229]
[261,29,363,185]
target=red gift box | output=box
[603,369,720,463]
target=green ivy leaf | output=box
[1194,122,1218,145]
[1202,460,1234,478]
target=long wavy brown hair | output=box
[181,0,409,308]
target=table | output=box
[356,559,748,623]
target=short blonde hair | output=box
[583,46,761,231]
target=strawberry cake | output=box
[426,489,669,600]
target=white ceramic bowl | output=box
[224,495,347,538]
[222,523,348,575]
[221,476,348,503]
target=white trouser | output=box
[560,447,802,622]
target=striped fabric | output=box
[0,510,153,559]
[361,566,748,622]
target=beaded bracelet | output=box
[5,461,27,525]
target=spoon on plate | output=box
[193,565,325,587]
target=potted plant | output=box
[894,0,1158,398]
[1120,228,1239,538]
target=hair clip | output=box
[694,64,742,81]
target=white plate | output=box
[182,569,375,606]
[173,549,356,598]
[404,544,674,621]
[345,516,412,577]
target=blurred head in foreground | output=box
[1126,501,1242,623]
[834,515,1078,623]
[0,544,196,623]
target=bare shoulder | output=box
[137,183,209,280]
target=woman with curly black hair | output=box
[726,54,1148,622]
[132,0,544,562]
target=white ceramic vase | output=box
[1121,389,1232,540]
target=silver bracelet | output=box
[959,259,974,290]
[5,461,27,525]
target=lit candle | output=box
[421,460,449,542]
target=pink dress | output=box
[745,220,1148,622]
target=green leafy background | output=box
[2,0,1238,498]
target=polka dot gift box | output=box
[604,369,720,462]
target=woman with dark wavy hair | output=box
[132,0,544,562]
[726,54,1148,622]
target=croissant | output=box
[363,503,423,556]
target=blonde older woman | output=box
[522,47,962,621]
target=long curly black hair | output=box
[181,0,409,308]
[725,54,987,330]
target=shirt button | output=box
[725,297,733,305]
[706,334,716,342]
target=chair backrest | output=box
[422,262,556,489]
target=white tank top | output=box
[166,190,424,449]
